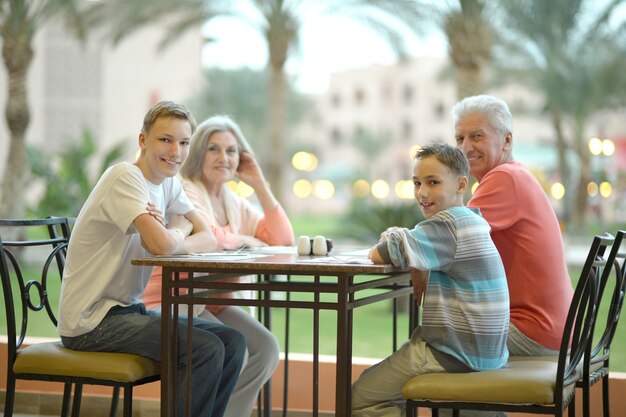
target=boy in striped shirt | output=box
[352,144,509,417]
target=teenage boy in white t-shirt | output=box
[58,101,246,417]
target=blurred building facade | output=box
[0,18,203,180]
[288,57,626,222]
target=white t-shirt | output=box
[57,162,194,337]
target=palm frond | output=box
[82,0,211,46]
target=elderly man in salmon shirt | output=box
[453,94,573,357]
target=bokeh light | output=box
[226,180,238,192]
[602,139,615,156]
[395,180,414,200]
[589,137,603,156]
[293,179,312,198]
[371,179,390,199]
[550,182,565,200]
[313,180,335,199]
[471,181,479,194]
[236,181,254,198]
[352,179,370,198]
[291,151,318,172]
[599,181,612,198]
[589,137,615,156]
[587,181,598,197]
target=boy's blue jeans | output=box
[61,304,246,417]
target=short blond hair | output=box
[141,101,197,134]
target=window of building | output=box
[434,102,445,120]
[402,120,413,141]
[403,84,414,105]
[331,127,342,144]
[354,88,365,105]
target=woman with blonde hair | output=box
[143,114,294,417]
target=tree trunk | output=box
[454,67,484,100]
[265,65,287,204]
[0,22,34,219]
[572,129,591,232]
[444,5,492,100]
[548,109,572,230]
[264,15,291,205]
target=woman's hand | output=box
[236,151,280,213]
[236,151,265,189]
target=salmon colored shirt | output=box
[468,161,573,350]
[142,178,294,313]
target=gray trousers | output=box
[198,306,280,417]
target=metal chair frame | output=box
[405,233,614,417]
[1,218,159,417]
[571,230,626,417]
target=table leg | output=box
[161,267,173,417]
[185,288,193,417]
[262,274,272,417]
[335,274,353,416]
[313,275,320,417]
[282,275,291,417]
[393,295,399,352]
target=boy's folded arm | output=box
[181,209,217,253]
[134,210,216,255]
[369,241,392,264]
[135,213,182,255]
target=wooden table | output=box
[132,247,411,417]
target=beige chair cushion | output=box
[14,341,160,382]
[402,359,575,405]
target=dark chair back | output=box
[554,232,610,409]
[588,230,626,368]
[1,217,72,358]
[573,230,626,417]
[403,232,614,417]
[2,217,159,417]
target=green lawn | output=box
[264,293,411,360]
[290,213,346,240]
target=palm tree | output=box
[441,0,495,99]
[0,1,85,219]
[403,1,495,100]
[494,0,626,231]
[83,0,429,202]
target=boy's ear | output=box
[138,132,146,149]
[457,176,469,193]
[136,133,147,158]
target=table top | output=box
[131,246,402,275]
